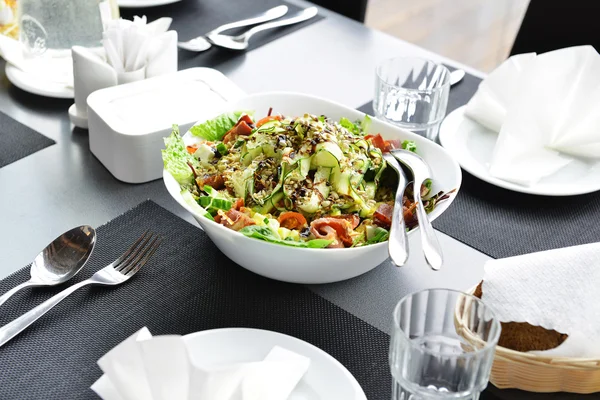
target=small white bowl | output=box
[163,92,462,284]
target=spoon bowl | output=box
[0,225,96,307]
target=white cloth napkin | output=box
[102,16,177,76]
[465,45,600,186]
[481,242,600,358]
[90,328,311,400]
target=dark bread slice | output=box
[474,282,568,352]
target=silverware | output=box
[450,69,465,86]
[383,153,410,267]
[0,231,161,348]
[391,149,443,270]
[207,7,318,51]
[0,226,96,308]
[178,5,289,52]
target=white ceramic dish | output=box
[163,91,462,284]
[88,68,245,183]
[5,63,74,99]
[184,328,367,399]
[440,106,600,196]
[118,0,181,7]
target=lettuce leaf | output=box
[189,111,251,141]
[162,125,199,185]
[366,227,389,244]
[339,117,360,135]
[402,140,417,153]
[239,225,332,248]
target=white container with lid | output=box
[87,67,245,183]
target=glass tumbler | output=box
[374,58,450,141]
[390,289,501,400]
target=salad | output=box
[162,109,451,249]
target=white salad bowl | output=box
[163,92,462,284]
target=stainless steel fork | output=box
[0,231,161,347]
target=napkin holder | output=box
[454,287,600,394]
[86,68,245,184]
[68,29,177,129]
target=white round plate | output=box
[439,106,600,196]
[183,328,367,399]
[5,63,74,99]
[118,0,181,7]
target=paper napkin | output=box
[481,242,600,358]
[91,328,311,400]
[102,16,177,78]
[465,45,600,186]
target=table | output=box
[0,1,588,399]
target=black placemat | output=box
[120,0,324,71]
[358,69,600,259]
[0,200,389,400]
[0,110,55,168]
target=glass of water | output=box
[18,0,113,57]
[374,57,450,141]
[390,289,501,400]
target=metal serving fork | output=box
[0,231,161,348]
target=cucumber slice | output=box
[331,167,351,196]
[311,142,343,168]
[364,181,377,199]
[241,146,263,166]
[314,167,331,198]
[297,190,320,214]
[258,191,284,214]
[181,191,214,221]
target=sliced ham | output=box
[330,214,360,229]
[373,203,393,229]
[197,174,225,190]
[223,115,255,144]
[218,209,256,231]
[310,217,354,248]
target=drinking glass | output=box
[18,0,115,57]
[390,289,501,400]
[374,57,450,141]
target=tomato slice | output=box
[366,133,397,153]
[277,212,308,230]
[256,115,282,128]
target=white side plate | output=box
[184,328,367,399]
[439,106,600,196]
[6,63,74,99]
[117,0,181,7]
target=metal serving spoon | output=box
[0,225,96,308]
[391,149,443,270]
[207,7,318,51]
[178,5,289,52]
[383,153,410,267]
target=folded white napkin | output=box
[90,328,311,400]
[481,242,600,358]
[465,46,600,186]
[102,16,177,77]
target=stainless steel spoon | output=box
[0,225,96,308]
[383,153,410,267]
[390,149,443,270]
[450,69,465,86]
[178,5,289,52]
[207,7,318,51]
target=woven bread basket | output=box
[454,287,600,394]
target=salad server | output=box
[391,149,443,270]
[207,7,318,51]
[382,154,410,267]
[178,5,289,52]
[0,226,96,308]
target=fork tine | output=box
[121,236,161,277]
[113,231,153,272]
[119,235,158,274]
[111,229,149,268]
